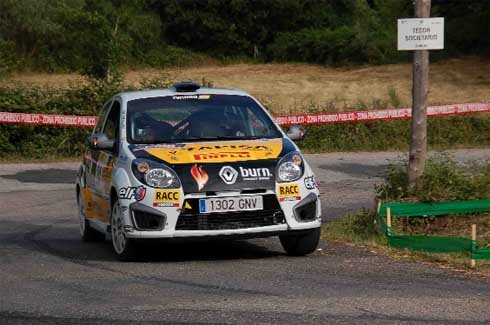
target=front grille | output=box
[176,194,285,231]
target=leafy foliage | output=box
[1,78,489,160]
[376,156,490,202]
[0,75,173,159]
[0,0,488,75]
[298,115,490,153]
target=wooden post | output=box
[471,224,476,268]
[376,199,382,213]
[387,207,392,228]
[408,0,431,187]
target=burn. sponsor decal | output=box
[119,186,146,201]
[278,183,301,202]
[143,139,283,164]
[219,166,273,185]
[191,164,209,190]
[153,190,180,207]
[239,167,272,181]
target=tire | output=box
[111,198,137,261]
[78,190,105,242]
[279,227,321,256]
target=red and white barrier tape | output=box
[274,102,490,126]
[0,102,488,128]
[0,112,97,127]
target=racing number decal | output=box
[278,183,301,202]
[153,190,180,207]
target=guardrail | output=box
[0,102,489,127]
[376,199,490,267]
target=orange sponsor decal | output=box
[144,139,282,164]
[191,164,209,190]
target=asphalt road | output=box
[1,149,489,324]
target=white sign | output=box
[398,17,444,50]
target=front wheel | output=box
[111,199,137,261]
[279,227,321,256]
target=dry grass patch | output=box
[3,57,489,114]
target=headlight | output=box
[145,168,180,188]
[132,159,181,188]
[276,151,304,183]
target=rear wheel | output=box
[279,227,321,256]
[111,198,137,261]
[78,190,104,242]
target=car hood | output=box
[129,138,297,193]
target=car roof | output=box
[117,87,251,102]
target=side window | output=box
[93,100,112,135]
[102,101,120,141]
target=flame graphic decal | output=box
[190,164,209,190]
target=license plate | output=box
[199,196,263,213]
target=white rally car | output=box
[76,82,321,260]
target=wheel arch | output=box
[110,186,118,208]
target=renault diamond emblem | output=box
[219,166,238,185]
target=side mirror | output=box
[87,134,115,151]
[286,125,306,142]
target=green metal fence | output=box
[376,200,490,261]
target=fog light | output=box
[293,193,317,222]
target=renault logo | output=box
[219,166,238,185]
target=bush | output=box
[0,40,19,77]
[375,155,490,202]
[298,115,490,153]
[0,75,173,159]
[1,79,489,160]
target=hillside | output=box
[3,58,489,114]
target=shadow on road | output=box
[2,169,77,184]
[8,221,285,263]
[318,163,388,178]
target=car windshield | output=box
[126,94,282,144]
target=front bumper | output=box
[122,189,321,239]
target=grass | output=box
[322,211,490,277]
[2,57,489,115]
[323,157,490,277]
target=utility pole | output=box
[408,0,431,187]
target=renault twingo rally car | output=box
[76,82,321,260]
